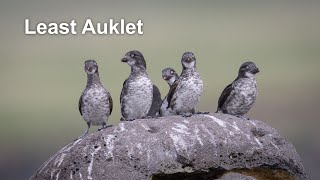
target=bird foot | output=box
[98,125,112,131]
[236,115,249,120]
[195,111,209,115]
[144,116,153,119]
[181,112,193,118]
[120,117,136,121]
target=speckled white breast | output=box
[224,78,257,115]
[81,85,111,126]
[121,76,153,119]
[173,71,203,113]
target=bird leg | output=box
[75,122,90,141]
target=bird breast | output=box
[174,71,203,110]
[122,76,153,118]
[82,86,110,125]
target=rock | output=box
[30,113,308,180]
[217,172,256,180]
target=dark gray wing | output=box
[108,92,113,115]
[78,94,83,116]
[120,79,129,118]
[217,83,233,112]
[147,84,162,117]
[167,79,180,109]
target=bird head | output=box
[181,52,196,69]
[162,67,179,86]
[84,60,98,74]
[238,61,260,78]
[121,50,146,70]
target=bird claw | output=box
[144,116,154,119]
[181,112,193,118]
[120,117,136,121]
[98,124,112,131]
[195,111,209,115]
[236,115,249,120]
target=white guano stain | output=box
[137,143,143,155]
[50,171,54,179]
[41,145,69,173]
[254,137,263,148]
[231,122,241,131]
[250,121,257,127]
[87,146,101,180]
[40,139,84,174]
[170,133,188,153]
[70,170,73,179]
[79,172,84,180]
[127,145,134,158]
[55,170,60,180]
[104,134,116,159]
[147,149,151,163]
[183,119,190,124]
[271,141,279,149]
[65,139,82,152]
[204,115,227,127]
[205,115,245,133]
[201,124,216,146]
[194,125,203,146]
[114,123,125,133]
[55,153,66,167]
[172,123,191,135]
[140,122,150,131]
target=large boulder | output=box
[30,113,308,180]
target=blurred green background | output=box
[0,0,319,179]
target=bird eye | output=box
[170,70,174,74]
[130,53,135,58]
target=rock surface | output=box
[30,113,308,180]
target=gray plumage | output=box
[120,50,153,121]
[160,68,179,117]
[217,61,259,117]
[167,52,204,117]
[147,84,162,117]
[78,60,113,137]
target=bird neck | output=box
[181,66,195,75]
[131,66,147,75]
[238,72,256,80]
[87,72,101,86]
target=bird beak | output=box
[121,57,129,63]
[163,75,170,80]
[254,68,260,73]
[185,57,192,63]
